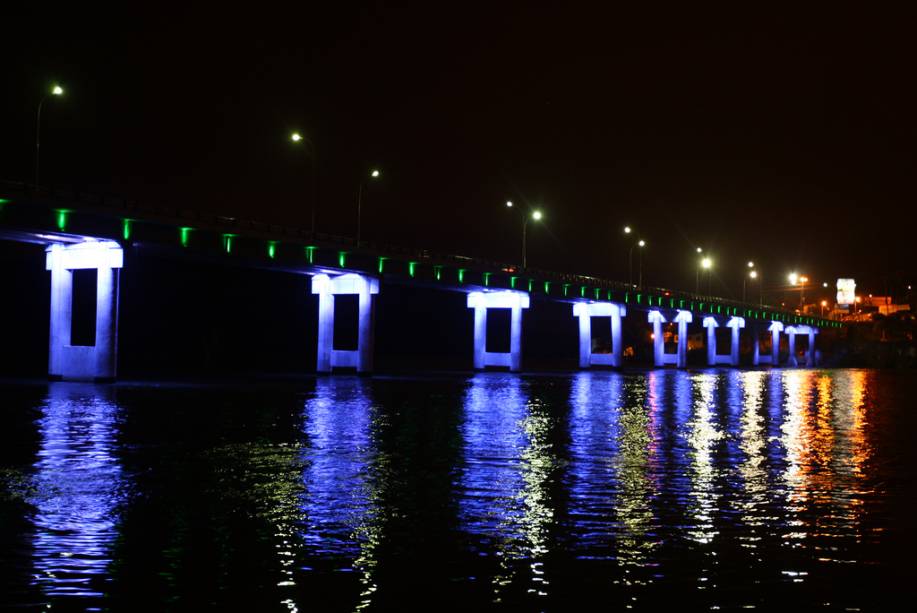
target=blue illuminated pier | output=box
[0,181,841,379]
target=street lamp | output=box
[505,200,513,208]
[521,209,543,269]
[290,131,318,234]
[820,299,828,317]
[35,83,65,187]
[700,256,713,295]
[637,239,646,287]
[356,168,381,246]
[744,267,759,302]
[625,226,639,285]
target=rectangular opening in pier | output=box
[333,294,359,351]
[591,316,612,353]
[486,308,511,353]
[71,269,97,346]
[715,328,731,355]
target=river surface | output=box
[1,369,914,611]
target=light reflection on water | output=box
[27,383,126,602]
[1,369,904,610]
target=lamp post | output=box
[636,240,646,287]
[290,131,318,234]
[356,168,381,246]
[743,261,755,302]
[787,272,809,309]
[522,209,543,269]
[624,226,638,286]
[701,256,713,295]
[35,83,65,187]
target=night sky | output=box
[3,6,915,299]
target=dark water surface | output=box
[1,370,914,611]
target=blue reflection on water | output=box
[298,377,378,609]
[28,383,125,603]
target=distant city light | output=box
[788,272,798,285]
[638,239,646,247]
[822,282,829,288]
[747,261,754,268]
[623,226,632,234]
[696,247,703,253]
[821,300,828,307]
[701,257,712,270]
[505,200,513,208]
[532,210,543,221]
[749,270,758,279]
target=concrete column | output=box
[771,321,783,365]
[45,241,123,381]
[675,310,691,368]
[703,316,718,366]
[573,302,627,368]
[648,310,666,367]
[726,316,745,366]
[577,309,591,368]
[787,329,798,367]
[510,301,523,372]
[611,308,624,368]
[472,305,487,370]
[752,328,762,365]
[312,273,380,373]
[806,328,817,367]
[316,292,334,372]
[467,290,530,372]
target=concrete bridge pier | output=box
[312,273,379,373]
[573,302,626,368]
[467,290,529,371]
[46,241,123,381]
[785,325,818,367]
[703,316,745,366]
[753,321,783,366]
[648,309,692,368]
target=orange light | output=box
[855,296,862,303]
[820,300,828,307]
[800,275,809,284]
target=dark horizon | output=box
[3,6,915,298]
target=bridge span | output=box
[0,182,841,380]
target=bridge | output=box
[0,180,841,380]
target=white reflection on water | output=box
[736,371,769,546]
[28,383,125,602]
[684,373,723,546]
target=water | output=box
[1,370,914,611]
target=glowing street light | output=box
[356,168,382,246]
[505,200,513,208]
[289,131,318,233]
[623,225,632,234]
[788,272,798,286]
[747,261,755,268]
[696,247,703,254]
[35,83,66,187]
